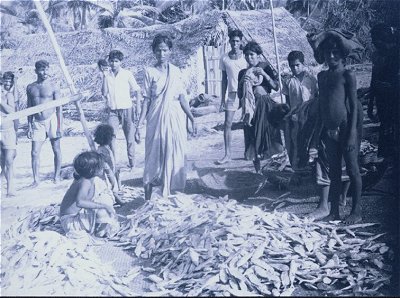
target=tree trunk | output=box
[73,6,81,30]
[81,5,87,30]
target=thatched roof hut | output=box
[2,8,314,100]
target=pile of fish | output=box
[1,206,137,296]
[360,140,378,157]
[116,194,393,296]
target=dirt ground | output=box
[1,106,399,295]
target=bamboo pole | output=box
[268,1,284,104]
[2,92,89,123]
[34,1,96,150]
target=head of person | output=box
[94,124,115,146]
[2,71,15,91]
[35,60,50,81]
[73,151,104,180]
[243,41,263,67]
[287,51,305,76]
[228,29,243,52]
[152,33,173,64]
[320,36,346,68]
[97,59,109,72]
[108,50,124,71]
[370,23,396,52]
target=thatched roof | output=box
[2,8,315,98]
[2,10,226,71]
[225,8,316,72]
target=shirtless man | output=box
[217,29,247,164]
[27,60,63,186]
[1,72,18,196]
[314,36,363,224]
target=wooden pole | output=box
[2,92,89,123]
[268,1,284,104]
[34,1,96,150]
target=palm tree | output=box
[85,0,162,29]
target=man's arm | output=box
[0,94,15,114]
[129,72,141,117]
[344,70,358,151]
[220,70,228,110]
[26,85,33,126]
[53,84,62,119]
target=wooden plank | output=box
[2,91,89,123]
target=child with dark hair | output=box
[97,59,110,73]
[94,124,124,205]
[282,50,318,174]
[60,151,119,240]
[307,31,364,224]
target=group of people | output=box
[216,25,398,225]
[1,23,398,238]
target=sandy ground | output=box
[1,107,399,295]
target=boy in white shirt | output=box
[101,50,142,169]
[217,29,248,165]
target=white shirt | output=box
[220,53,247,93]
[282,71,318,109]
[105,68,140,110]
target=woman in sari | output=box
[238,41,283,173]
[135,34,197,200]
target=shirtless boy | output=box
[314,36,363,224]
[217,29,247,164]
[27,60,63,186]
[1,72,17,196]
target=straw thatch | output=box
[2,8,315,99]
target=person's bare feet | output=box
[6,192,16,198]
[253,159,261,173]
[339,195,347,207]
[323,213,341,222]
[344,213,362,225]
[53,176,61,184]
[216,156,231,165]
[307,205,330,221]
[28,181,40,188]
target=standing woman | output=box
[238,41,282,172]
[135,34,197,200]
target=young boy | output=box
[101,50,142,169]
[1,72,17,197]
[27,60,63,186]
[217,29,248,164]
[282,51,318,174]
[310,32,364,224]
[60,151,119,239]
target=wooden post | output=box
[268,1,284,104]
[2,92,89,123]
[34,1,96,150]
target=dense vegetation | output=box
[1,0,399,61]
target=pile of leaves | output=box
[116,194,393,296]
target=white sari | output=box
[143,63,187,197]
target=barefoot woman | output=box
[135,34,197,200]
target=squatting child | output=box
[60,151,119,239]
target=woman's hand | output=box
[190,119,197,136]
[134,127,141,144]
[253,67,266,78]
